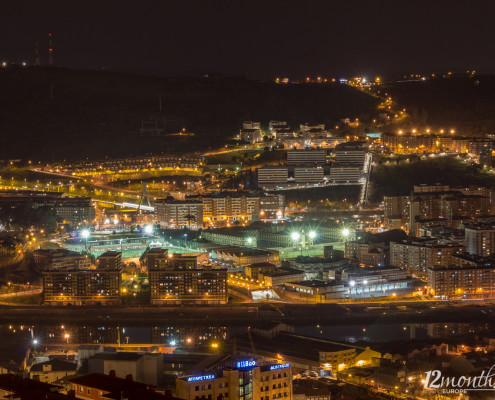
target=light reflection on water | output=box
[0,321,490,366]
[296,321,487,343]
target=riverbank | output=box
[1,301,493,326]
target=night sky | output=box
[2,0,495,79]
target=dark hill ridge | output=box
[0,67,378,162]
[384,75,495,134]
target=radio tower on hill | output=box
[48,33,54,66]
[34,42,40,66]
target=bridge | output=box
[91,199,154,211]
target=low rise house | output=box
[29,359,77,384]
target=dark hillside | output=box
[384,75,495,134]
[0,67,378,161]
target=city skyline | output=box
[4,2,495,398]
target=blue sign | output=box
[236,360,256,369]
[270,363,290,371]
[187,374,215,382]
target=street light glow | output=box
[291,232,300,241]
[308,231,316,239]
[144,225,153,234]
[342,228,350,237]
[81,229,90,239]
[350,280,356,287]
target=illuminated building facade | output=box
[409,189,489,237]
[96,251,123,270]
[176,361,292,400]
[240,128,262,144]
[148,251,228,305]
[383,195,410,230]
[0,191,94,226]
[465,223,495,256]
[427,263,495,299]
[381,133,436,153]
[257,166,289,188]
[186,192,284,227]
[287,149,326,166]
[154,198,203,229]
[49,154,204,174]
[334,143,366,165]
[42,268,121,305]
[259,194,285,221]
[34,249,91,271]
[390,239,463,277]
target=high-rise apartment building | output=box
[334,143,366,165]
[243,121,261,130]
[427,263,495,299]
[257,166,289,188]
[96,251,123,270]
[43,262,121,305]
[294,166,325,183]
[148,250,228,305]
[287,149,327,166]
[329,166,361,183]
[408,187,489,236]
[259,194,285,221]
[154,198,203,229]
[0,191,95,226]
[465,223,495,256]
[390,239,463,277]
[186,192,284,226]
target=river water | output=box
[0,320,490,368]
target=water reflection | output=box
[36,324,229,347]
[0,321,491,369]
[296,322,491,343]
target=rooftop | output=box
[30,359,77,372]
[293,379,331,396]
[103,387,182,400]
[238,332,362,362]
[98,251,122,258]
[261,268,303,277]
[247,262,277,269]
[90,352,143,362]
[16,389,73,400]
[68,373,148,393]
[287,280,339,288]
[0,374,59,396]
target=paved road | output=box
[0,288,42,299]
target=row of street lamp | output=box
[290,228,350,244]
